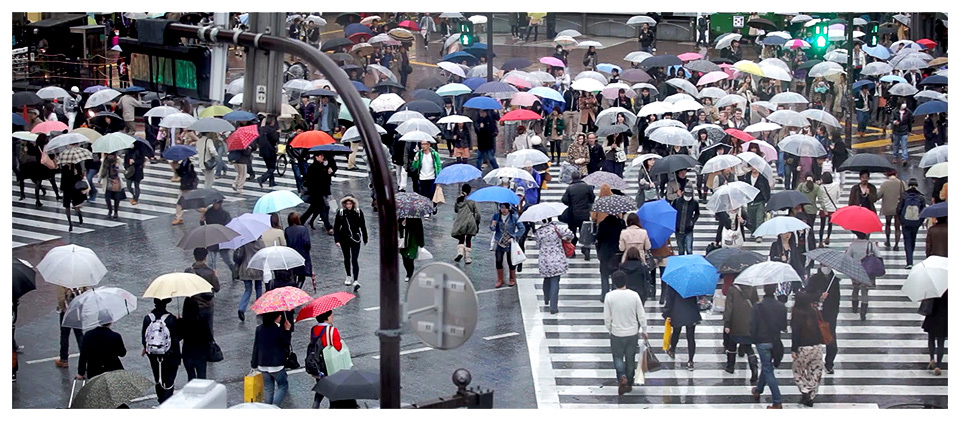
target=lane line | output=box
[483,332,520,341]
[26,353,79,365]
[371,346,433,360]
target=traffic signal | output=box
[866,22,880,47]
[459,21,476,46]
[810,22,829,57]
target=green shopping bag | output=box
[322,326,353,375]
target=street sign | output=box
[404,263,478,350]
[255,85,267,104]
[733,15,744,28]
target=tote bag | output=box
[510,240,527,265]
[321,327,353,376]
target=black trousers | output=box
[455,235,473,247]
[302,197,332,230]
[340,241,361,280]
[670,323,697,362]
[183,356,207,380]
[402,256,415,277]
[258,158,276,186]
[148,354,179,404]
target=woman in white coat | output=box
[535,217,574,314]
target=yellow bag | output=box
[244,370,264,402]
[663,318,673,351]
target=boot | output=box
[75,208,83,225]
[516,263,523,273]
[494,269,505,288]
[748,354,759,384]
[852,300,859,313]
[582,247,591,261]
[860,302,868,321]
[454,244,465,262]
[464,247,472,264]
[508,269,517,287]
[724,351,737,374]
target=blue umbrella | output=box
[467,186,520,205]
[436,164,483,184]
[222,110,257,121]
[303,88,337,97]
[474,81,517,95]
[463,96,503,110]
[161,144,197,161]
[595,63,623,74]
[760,35,787,46]
[253,190,305,214]
[880,74,907,84]
[351,81,370,92]
[661,255,720,298]
[463,77,486,91]
[636,200,676,249]
[120,86,145,93]
[919,202,948,219]
[12,113,26,126]
[501,57,532,71]
[852,79,876,91]
[919,75,948,86]
[443,51,479,66]
[464,43,494,58]
[83,85,110,93]
[343,23,373,37]
[862,44,891,60]
[914,100,947,116]
[528,87,565,103]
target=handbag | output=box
[207,341,224,362]
[416,247,433,261]
[510,240,527,265]
[861,242,886,277]
[641,339,662,373]
[73,180,89,192]
[432,185,445,204]
[284,351,300,369]
[553,226,575,258]
[579,221,596,245]
[917,299,935,316]
[40,153,56,170]
[662,318,673,351]
[815,308,834,345]
[321,326,353,376]
[124,164,136,179]
[204,157,217,170]
[721,211,744,248]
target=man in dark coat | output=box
[142,298,180,404]
[848,170,879,213]
[749,284,788,407]
[201,200,236,278]
[185,248,220,334]
[586,132,604,174]
[561,171,595,258]
[595,212,626,302]
[806,265,840,374]
[76,323,126,381]
[302,153,337,233]
[251,312,293,405]
[672,185,700,255]
[257,116,280,188]
[474,110,499,170]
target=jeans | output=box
[85,169,99,201]
[542,276,560,312]
[291,160,307,193]
[238,280,263,312]
[261,369,288,405]
[183,357,207,380]
[903,224,920,266]
[676,232,694,255]
[58,312,83,361]
[207,248,236,276]
[776,150,785,177]
[476,149,499,169]
[856,110,870,133]
[892,133,909,160]
[755,343,782,404]
[418,179,436,201]
[610,333,639,384]
[215,143,228,176]
[524,24,539,41]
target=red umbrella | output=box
[31,120,69,134]
[398,20,419,31]
[289,130,335,148]
[831,205,882,234]
[295,291,357,322]
[499,109,542,122]
[724,128,755,142]
[226,125,259,151]
[347,32,372,44]
[916,39,938,49]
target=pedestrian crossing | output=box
[517,164,947,408]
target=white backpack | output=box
[145,313,171,355]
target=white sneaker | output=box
[344,276,353,285]
[352,281,361,292]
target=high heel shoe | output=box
[75,208,83,225]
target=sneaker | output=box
[353,281,361,292]
[905,264,913,269]
[686,362,694,371]
[825,366,835,374]
[344,276,353,286]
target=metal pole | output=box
[208,13,228,102]
[486,13,494,82]
[845,13,854,147]
[162,21,401,409]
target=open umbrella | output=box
[901,256,949,302]
[706,181,759,213]
[636,200,676,249]
[198,105,232,118]
[37,245,107,288]
[177,224,239,250]
[393,192,434,219]
[83,88,122,109]
[70,371,155,409]
[290,131,336,149]
[583,171,629,190]
[765,190,812,211]
[831,206,882,233]
[753,216,810,238]
[734,261,801,287]
[919,145,948,168]
[689,124,726,142]
[804,248,872,285]
[143,272,213,299]
[705,248,766,274]
[222,111,257,122]
[463,96,503,110]
[159,112,197,129]
[640,55,683,68]
[387,110,426,125]
[177,188,226,210]
[701,154,744,174]
[312,369,379,401]
[837,153,895,173]
[484,167,536,183]
[369,93,405,113]
[800,109,842,129]
[649,126,697,147]
[61,288,137,330]
[506,149,551,167]
[13,259,36,300]
[926,162,949,178]
[36,86,70,100]
[296,291,357,322]
[161,145,197,162]
[518,203,567,223]
[219,213,272,249]
[649,154,698,176]
[249,246,306,270]
[57,146,93,166]
[778,134,827,157]
[468,186,520,205]
[715,94,747,109]
[254,190,305,214]
[322,37,354,52]
[499,109,542,122]
[595,124,630,138]
[436,83,472,96]
[221,125,258,151]
[662,255,720,298]
[251,286,312,314]
[397,118,441,136]
[435,164,482,185]
[914,100,948,116]
[596,107,637,127]
[90,132,135,154]
[30,120,69,134]
[400,100,443,115]
[591,195,637,214]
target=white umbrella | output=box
[649,126,697,147]
[889,82,919,96]
[701,154,744,174]
[808,61,845,77]
[370,93,405,112]
[468,15,487,25]
[862,61,894,76]
[927,162,949,178]
[824,49,848,63]
[672,99,704,113]
[557,29,582,38]
[631,153,662,167]
[12,131,38,142]
[43,133,91,154]
[226,77,245,95]
[188,117,236,134]
[737,151,775,185]
[574,70,608,84]
[341,124,387,143]
[159,112,198,129]
[367,64,399,83]
[800,109,842,128]
[624,51,653,63]
[228,93,244,106]
[438,61,467,78]
[507,149,551,167]
[744,122,782,133]
[579,40,602,48]
[901,256,949,302]
[386,110,426,125]
[715,33,742,50]
[36,86,70,100]
[734,261,802,287]
[752,216,811,238]
[529,70,556,84]
[596,107,638,127]
[759,58,790,73]
[437,115,473,124]
[467,64,500,78]
[248,246,306,272]
[83,88,122,109]
[803,18,823,28]
[698,87,727,99]
[439,12,464,19]
[397,118,440,136]
[919,145,948,168]
[644,119,687,136]
[37,245,107,288]
[666,78,700,97]
[636,101,675,117]
[751,101,778,112]
[706,181,759,213]
[779,134,827,157]
[915,90,948,102]
[144,106,181,118]
[571,78,605,92]
[853,17,868,26]
[61,288,137,330]
[631,83,658,95]
[791,14,813,24]
[665,93,696,104]
[759,65,792,82]
[483,167,535,183]
[553,35,579,48]
[766,110,810,127]
[627,15,657,27]
[398,131,436,143]
[306,15,327,26]
[715,93,747,109]
[283,79,314,91]
[602,82,636,99]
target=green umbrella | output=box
[91,132,136,154]
[71,371,155,409]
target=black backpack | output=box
[304,326,328,376]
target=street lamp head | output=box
[452,368,472,391]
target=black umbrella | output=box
[13,91,44,108]
[596,124,630,137]
[335,13,361,26]
[620,68,652,83]
[649,154,699,176]
[502,57,533,71]
[177,188,225,209]
[747,18,778,32]
[312,369,379,401]
[710,58,734,65]
[303,88,337,97]
[837,153,896,173]
[328,52,355,63]
[321,37,354,52]
[341,63,362,71]
[309,144,353,155]
[765,190,811,211]
[415,77,445,91]
[920,202,948,219]
[401,99,443,115]
[132,137,155,158]
[796,59,823,71]
[176,224,240,250]
[640,55,682,68]
[705,248,766,274]
[13,259,36,300]
[411,89,445,107]
[373,79,405,93]
[90,112,125,133]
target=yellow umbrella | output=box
[528,13,547,19]
[143,273,213,299]
[71,127,102,141]
[733,60,765,78]
[199,105,233,118]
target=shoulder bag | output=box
[553,225,575,258]
[721,210,744,248]
[322,327,353,376]
[860,241,886,278]
[815,308,834,345]
[207,341,224,362]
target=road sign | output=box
[404,263,478,350]
[255,85,267,104]
[733,15,744,28]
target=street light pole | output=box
[845,13,854,147]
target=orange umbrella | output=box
[289,130,335,148]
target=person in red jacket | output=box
[310,310,348,409]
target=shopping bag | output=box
[510,240,527,265]
[243,370,263,402]
[634,341,646,385]
[322,327,354,376]
[662,318,673,351]
[642,339,662,373]
[711,290,726,314]
[416,247,434,261]
[432,186,445,204]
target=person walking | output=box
[172,157,198,225]
[619,248,651,303]
[452,184,481,264]
[741,164,770,240]
[118,90,139,135]
[790,292,826,407]
[922,291,947,376]
[662,282,701,371]
[96,153,125,219]
[411,141,442,205]
[229,138,253,194]
[250,311,292,406]
[201,200,237,279]
[566,133,589,175]
[818,172,840,247]
[854,86,871,137]
[179,298,212,381]
[618,213,651,264]
[308,310,347,408]
[184,248,220,333]
[926,216,948,258]
[54,286,89,369]
[236,237,265,322]
[846,231,878,320]
[848,170,879,213]
[749,284,787,408]
[399,217,425,282]
[302,154,337,234]
[474,110,499,170]
[723,282,759,383]
[535,217,574,314]
[261,213,286,247]
[58,160,86,232]
[284,212,314,289]
[896,178,926,268]
[637,23,655,53]
[142,298,180,404]
[807,264,841,374]
[603,271,648,395]
[195,132,218,189]
[124,143,145,205]
[596,211,626,302]
[491,203,526,288]
[879,170,906,250]
[672,185,700,254]
[75,322,125,381]
[257,116,280,188]
[450,121,472,164]
[561,171,595,259]
[334,196,367,292]
[890,103,913,166]
[545,109,565,164]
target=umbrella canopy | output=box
[800,109,842,129]
[198,105,232,118]
[595,124,631,138]
[689,124,727,142]
[765,110,810,128]
[705,248,766,274]
[13,259,37,300]
[161,146,197,164]
[506,149,551,167]
[219,213,272,249]
[591,195,638,214]
[831,206,882,233]
[753,216,810,238]
[808,61,845,77]
[778,134,827,157]
[571,78,605,92]
[221,110,257,122]
[662,255,720,298]
[500,109,542,122]
[398,131,436,143]
[322,37,354,52]
[702,154,744,174]
[249,246,306,271]
[296,291,357,322]
[919,202,948,219]
[463,96,503,110]
[312,369,380,401]
[665,78,699,97]
[765,190,812,212]
[387,110,426,125]
[484,167,536,183]
[649,126,697,147]
[707,181,759,212]
[769,91,808,105]
[528,86,565,103]
[889,82,919,96]
[395,192,436,218]
[627,15,656,26]
[624,51,653,63]
[225,125,260,151]
[715,33,742,50]
[734,261,802,287]
[914,100,948,116]
[636,200,676,249]
[649,154,699,176]
[159,112,197,129]
[30,120,69,134]
[583,171,629,190]
[915,90,947,102]
[71,371,155,409]
[57,146,94,165]
[309,144,352,155]
[143,272,213,299]
[399,100,443,115]
[37,245,107,288]
[927,162,949,178]
[83,88,122,109]
[370,93,406,112]
[12,131,38,142]
[468,186,520,205]
[177,188,226,210]
[254,190,305,214]
[251,286,312,314]
[804,248,872,285]
[640,55,683,68]
[919,75,949,87]
[436,115,472,125]
[919,145,948,168]
[518,203,567,223]
[724,128,754,142]
[437,61,467,78]
[686,60,722,74]
[715,93,747,109]
[397,118,441,136]
[631,153,662,168]
[188,117,236,134]
[436,83,472,97]
[901,256,949,302]
[61,288,137,330]
[435,164,483,184]
[743,122,782,135]
[597,107,638,127]
[290,131,336,149]
[502,57,534,71]
[36,86,70,100]
[177,224,239,250]
[837,153,896,173]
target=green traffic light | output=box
[816,36,827,48]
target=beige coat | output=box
[618,225,652,261]
[260,228,287,247]
[878,177,906,216]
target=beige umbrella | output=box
[143,273,213,299]
[71,127,103,142]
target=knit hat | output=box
[908,178,919,187]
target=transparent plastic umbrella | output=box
[483,167,536,183]
[397,118,440,136]
[889,82,919,96]
[83,88,122,109]
[61,288,137,330]
[706,181,759,212]
[506,149,550,167]
[386,110,425,125]
[715,94,747,109]
[518,203,567,223]
[637,101,675,117]
[341,124,387,143]
[596,107,638,127]
[901,256,949,302]
[644,119,687,137]
[919,145,948,168]
[800,109,842,128]
[744,122,782,133]
[701,154,744,174]
[664,93,696,104]
[770,91,807,104]
[752,216,811,238]
[778,134,827,157]
[734,261,802,287]
[766,110,810,127]
[666,78,700,97]
[649,126,697,146]
[248,246,306,271]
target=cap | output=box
[683,185,694,196]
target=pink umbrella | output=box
[678,52,703,62]
[250,286,313,314]
[31,120,69,134]
[510,92,539,107]
[539,56,565,67]
[719,63,736,77]
[696,71,730,86]
[785,39,810,50]
[743,140,778,161]
[503,74,532,89]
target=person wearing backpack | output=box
[306,310,342,408]
[896,178,926,269]
[251,311,292,406]
[141,298,180,404]
[172,158,199,225]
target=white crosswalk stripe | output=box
[517,164,947,408]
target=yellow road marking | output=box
[410,60,438,67]
[852,133,925,149]
[321,29,343,35]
